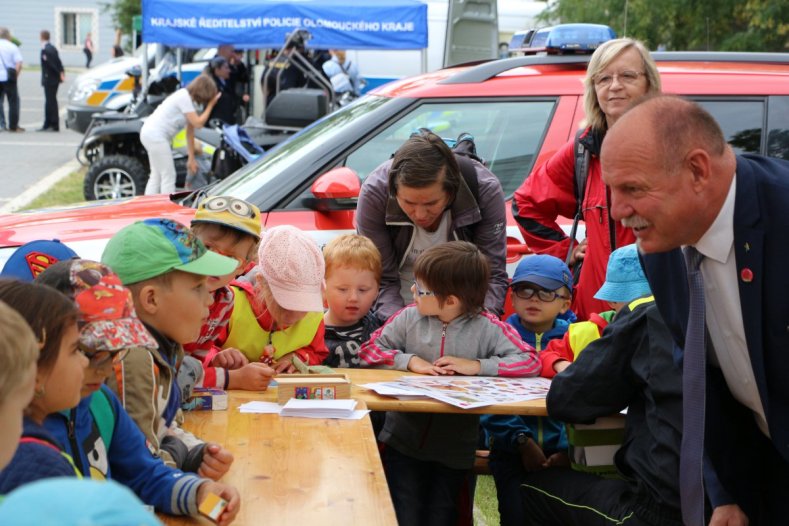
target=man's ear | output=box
[135,284,159,316]
[686,148,713,192]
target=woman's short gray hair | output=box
[581,38,661,133]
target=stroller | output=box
[210,123,267,181]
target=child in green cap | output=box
[101,218,239,480]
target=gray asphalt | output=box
[0,67,82,207]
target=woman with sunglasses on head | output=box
[512,38,661,321]
[357,129,508,323]
[35,260,237,524]
[0,279,87,494]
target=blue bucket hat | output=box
[511,254,573,292]
[594,244,652,303]
[0,239,78,281]
[0,478,161,526]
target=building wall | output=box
[6,1,117,68]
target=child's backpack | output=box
[89,387,116,451]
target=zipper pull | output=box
[68,417,76,438]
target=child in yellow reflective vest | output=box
[223,225,328,372]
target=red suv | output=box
[1,52,788,269]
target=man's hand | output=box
[407,355,448,375]
[227,362,275,391]
[187,157,198,175]
[433,356,481,376]
[198,443,234,480]
[710,504,748,526]
[212,348,249,369]
[196,481,240,526]
[517,436,547,472]
[544,451,570,468]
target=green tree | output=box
[539,0,788,51]
[101,0,141,35]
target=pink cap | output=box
[258,225,325,312]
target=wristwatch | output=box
[515,432,532,447]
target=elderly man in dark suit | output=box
[38,29,64,132]
[601,94,789,526]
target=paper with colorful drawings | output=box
[361,376,551,409]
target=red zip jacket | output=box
[513,129,635,320]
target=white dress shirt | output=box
[692,172,770,436]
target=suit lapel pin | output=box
[744,242,750,252]
[741,268,754,283]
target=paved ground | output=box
[0,66,83,210]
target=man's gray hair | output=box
[0,28,11,40]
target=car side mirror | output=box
[307,167,361,211]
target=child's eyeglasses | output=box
[412,280,436,297]
[512,286,568,302]
[80,345,130,368]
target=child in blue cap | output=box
[481,254,574,526]
[540,243,652,377]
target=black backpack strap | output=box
[566,129,591,278]
[455,154,480,204]
[573,128,591,216]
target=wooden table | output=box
[161,368,548,524]
[161,395,397,526]
[341,368,549,416]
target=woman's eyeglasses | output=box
[594,70,645,88]
[80,345,129,368]
[512,286,568,302]
[412,280,436,297]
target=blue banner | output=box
[142,0,428,50]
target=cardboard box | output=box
[275,374,351,405]
[183,387,228,411]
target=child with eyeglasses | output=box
[32,259,238,525]
[359,241,539,526]
[479,254,574,526]
[185,196,276,392]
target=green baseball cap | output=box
[101,218,239,285]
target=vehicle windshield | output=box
[210,95,392,200]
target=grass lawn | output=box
[475,474,501,525]
[20,168,86,211]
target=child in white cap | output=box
[223,225,328,373]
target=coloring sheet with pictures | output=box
[365,376,552,409]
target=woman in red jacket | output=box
[512,38,660,320]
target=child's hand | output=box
[273,352,297,374]
[407,355,449,375]
[197,481,240,526]
[228,362,275,391]
[260,344,275,366]
[553,360,571,374]
[212,348,249,369]
[433,356,481,376]
[198,443,234,480]
[544,451,570,468]
[517,436,547,472]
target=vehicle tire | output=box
[83,155,148,200]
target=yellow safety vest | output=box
[224,285,323,362]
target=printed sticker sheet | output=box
[362,376,551,409]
